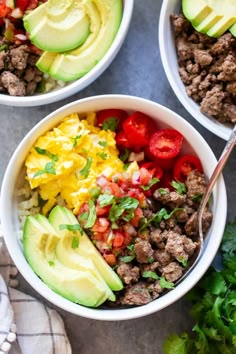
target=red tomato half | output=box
[122,112,156,148]
[97,109,127,131]
[149,129,183,160]
[173,155,203,182]
[115,130,132,149]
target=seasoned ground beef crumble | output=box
[171,14,236,125]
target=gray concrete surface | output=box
[0,1,235,353]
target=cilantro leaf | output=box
[108,196,139,223]
[119,255,135,263]
[98,194,115,207]
[159,277,175,289]
[142,271,159,280]
[102,117,119,131]
[163,333,193,354]
[73,135,82,147]
[119,148,130,162]
[34,147,58,161]
[96,152,108,160]
[84,200,96,228]
[48,260,55,267]
[33,161,57,178]
[80,157,93,178]
[141,177,159,191]
[98,140,107,147]
[171,180,187,195]
[71,236,79,249]
[59,223,84,235]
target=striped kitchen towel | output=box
[0,226,72,354]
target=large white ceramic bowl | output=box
[0,1,134,107]
[0,95,227,321]
[159,0,232,141]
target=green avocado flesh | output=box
[23,1,90,52]
[182,0,236,37]
[35,0,123,81]
[23,206,123,307]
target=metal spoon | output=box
[178,124,236,284]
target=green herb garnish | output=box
[159,277,175,289]
[120,148,130,162]
[79,212,89,221]
[119,255,136,263]
[102,117,119,131]
[139,207,184,232]
[73,135,82,147]
[171,180,187,195]
[142,271,159,280]
[98,194,115,207]
[141,177,159,191]
[48,260,55,266]
[71,236,79,249]
[80,157,93,178]
[98,141,107,147]
[108,196,139,223]
[33,161,57,178]
[34,147,58,161]
[59,223,84,235]
[84,200,96,228]
[96,152,108,160]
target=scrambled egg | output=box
[25,113,124,215]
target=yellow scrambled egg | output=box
[25,113,124,215]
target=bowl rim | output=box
[0,94,227,321]
[158,0,232,142]
[0,0,134,107]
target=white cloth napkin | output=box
[0,225,72,354]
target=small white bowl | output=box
[0,95,227,321]
[0,1,134,107]
[159,0,232,141]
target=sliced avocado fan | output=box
[182,0,236,38]
[23,206,123,308]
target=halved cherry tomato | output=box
[140,162,163,180]
[97,109,127,131]
[173,155,203,182]
[122,112,156,148]
[149,129,183,160]
[115,130,132,149]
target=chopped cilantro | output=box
[108,196,139,223]
[71,236,79,249]
[73,134,82,147]
[0,44,7,51]
[139,207,184,232]
[159,277,175,289]
[80,157,92,178]
[123,163,130,171]
[141,177,159,191]
[84,200,96,228]
[79,211,89,221]
[158,188,168,195]
[178,257,188,267]
[98,141,107,147]
[48,260,55,266]
[33,161,57,178]
[102,117,119,131]
[142,271,159,280]
[120,148,130,162]
[171,180,187,195]
[59,223,84,235]
[96,152,108,160]
[192,193,203,202]
[126,244,135,253]
[34,147,58,162]
[119,255,136,263]
[98,194,115,207]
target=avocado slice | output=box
[23,215,113,307]
[23,0,90,52]
[48,206,123,291]
[35,214,116,302]
[182,0,236,37]
[36,0,123,81]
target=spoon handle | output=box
[198,125,236,246]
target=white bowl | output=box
[0,94,227,321]
[159,0,232,141]
[0,1,134,107]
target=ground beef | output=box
[153,189,186,208]
[0,40,44,96]
[185,170,207,199]
[184,210,213,237]
[134,238,154,263]
[116,263,140,285]
[162,262,184,283]
[171,14,236,124]
[165,231,197,262]
[120,283,152,306]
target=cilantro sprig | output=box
[163,220,236,354]
[139,207,184,232]
[33,147,58,178]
